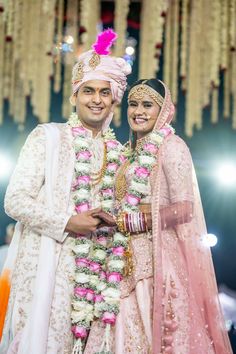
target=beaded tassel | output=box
[94,324,113,354]
[72,339,83,354]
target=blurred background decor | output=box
[0,0,235,134]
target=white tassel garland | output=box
[72,338,83,354]
[94,324,113,354]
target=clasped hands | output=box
[65,208,116,235]
[65,204,152,236]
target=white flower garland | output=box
[68,113,125,354]
[121,124,174,213]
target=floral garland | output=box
[81,124,174,353]
[68,113,125,354]
[122,124,174,213]
[69,112,174,354]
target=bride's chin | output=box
[131,126,148,132]
[129,122,145,130]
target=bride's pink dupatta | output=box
[151,82,232,353]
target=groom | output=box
[1,30,131,354]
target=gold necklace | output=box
[135,135,151,155]
[115,137,151,202]
[91,142,107,187]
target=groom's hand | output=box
[91,210,116,227]
[65,208,102,235]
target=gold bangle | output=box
[123,213,127,232]
[144,213,149,233]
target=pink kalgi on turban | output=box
[70,29,132,105]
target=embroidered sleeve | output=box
[4,126,71,242]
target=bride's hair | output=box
[128,78,165,99]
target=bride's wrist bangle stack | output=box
[117,212,148,234]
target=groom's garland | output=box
[68,113,125,354]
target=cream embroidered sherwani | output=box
[2,123,106,354]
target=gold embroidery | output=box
[89,52,101,69]
[128,84,164,107]
[116,212,126,233]
[115,159,130,202]
[123,234,134,276]
[74,61,84,82]
[91,143,107,186]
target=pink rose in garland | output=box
[94,294,104,302]
[72,325,88,339]
[72,175,91,190]
[143,142,158,154]
[72,126,87,137]
[107,162,119,172]
[126,194,141,206]
[102,311,116,325]
[160,127,172,135]
[74,287,87,297]
[76,150,92,160]
[77,175,90,184]
[89,261,101,273]
[75,258,90,267]
[75,202,90,213]
[106,140,119,150]
[101,188,114,197]
[107,272,123,283]
[96,236,107,246]
[112,246,125,256]
[86,289,95,301]
[135,166,150,178]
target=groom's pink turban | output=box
[70,29,131,105]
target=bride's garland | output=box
[122,124,175,213]
[114,124,175,276]
[94,124,174,353]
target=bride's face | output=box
[127,93,161,138]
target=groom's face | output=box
[75,80,114,130]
